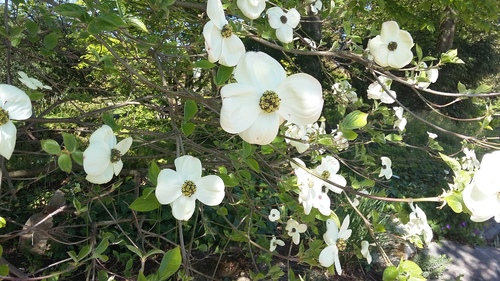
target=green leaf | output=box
[341,130,358,141]
[445,192,463,213]
[77,245,92,261]
[415,44,422,61]
[93,238,109,256]
[181,122,195,136]
[474,84,492,94]
[216,206,228,216]
[457,81,467,93]
[129,188,161,212]
[184,100,198,121]
[385,133,402,142]
[439,153,461,174]
[215,65,233,85]
[26,91,44,101]
[62,132,77,152]
[67,250,78,263]
[126,245,144,258]
[103,113,121,131]
[341,110,368,130]
[43,32,59,50]
[143,248,164,259]
[58,154,72,173]
[148,162,160,186]
[25,21,39,35]
[72,151,84,166]
[41,139,62,155]
[0,264,8,276]
[383,266,398,281]
[125,16,148,33]
[195,59,216,69]
[88,14,127,34]
[0,217,6,228]
[245,158,260,173]
[158,247,182,280]
[54,3,87,18]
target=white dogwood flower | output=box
[367,76,397,104]
[18,71,52,90]
[462,150,500,222]
[319,215,352,274]
[203,0,245,66]
[266,7,300,43]
[293,158,331,216]
[308,0,323,15]
[269,235,285,252]
[83,125,133,184]
[285,122,325,153]
[0,84,33,159]
[393,106,407,131]
[268,208,281,222]
[379,156,393,179]
[313,155,347,194]
[361,240,372,264]
[237,0,266,19]
[220,51,323,145]
[155,155,225,221]
[367,21,414,68]
[286,219,307,245]
[404,203,433,245]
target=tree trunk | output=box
[436,6,458,54]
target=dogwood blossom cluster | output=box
[286,219,307,245]
[461,148,480,171]
[332,80,359,104]
[411,62,439,89]
[285,122,325,153]
[393,106,407,131]
[462,150,500,222]
[367,76,397,104]
[403,203,433,246]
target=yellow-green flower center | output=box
[110,148,122,163]
[321,170,331,179]
[0,108,9,126]
[337,238,347,251]
[221,24,233,38]
[181,180,197,197]
[259,90,281,113]
[388,41,398,51]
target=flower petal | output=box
[219,35,246,67]
[238,112,281,145]
[266,7,285,29]
[89,125,116,148]
[175,155,202,181]
[83,141,111,175]
[85,164,114,184]
[112,160,123,176]
[319,245,337,267]
[171,195,197,221]
[220,84,262,134]
[380,21,400,43]
[276,25,293,43]
[277,73,323,125]
[285,8,300,28]
[233,52,286,91]
[155,169,184,204]
[0,84,32,120]
[194,175,225,206]
[115,137,132,155]
[237,0,266,19]
[396,30,414,50]
[0,121,16,159]
[387,48,412,69]
[207,0,227,29]
[203,21,223,63]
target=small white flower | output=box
[285,122,325,153]
[203,0,246,66]
[461,148,480,171]
[220,52,323,145]
[379,156,392,179]
[192,67,202,79]
[308,0,323,15]
[319,215,352,274]
[367,76,396,104]
[413,62,439,89]
[404,203,433,245]
[361,240,372,264]
[269,235,285,252]
[237,0,266,19]
[18,71,52,90]
[313,156,347,194]
[427,132,437,139]
[393,106,407,131]
[268,208,281,222]
[332,130,349,151]
[286,219,307,245]
[367,21,414,68]
[83,125,133,184]
[266,7,300,43]
[462,150,500,222]
[0,84,33,159]
[293,158,332,216]
[155,155,225,221]
[332,80,358,104]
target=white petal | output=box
[237,0,266,19]
[175,155,202,181]
[83,141,111,175]
[89,125,116,148]
[207,0,227,29]
[277,73,323,125]
[371,43,390,67]
[266,7,285,29]
[115,137,132,155]
[285,8,300,28]
[112,160,123,176]
[85,165,114,184]
[396,30,414,50]
[276,25,294,43]
[319,245,337,267]
[380,21,400,43]
[155,169,184,204]
[219,35,246,67]
[238,112,281,145]
[388,48,412,69]
[0,121,16,159]
[203,21,223,63]
[0,84,32,120]
[292,233,300,245]
[171,195,197,221]
[194,175,225,206]
[233,52,286,91]
[334,252,343,275]
[220,83,262,134]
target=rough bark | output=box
[436,6,458,54]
